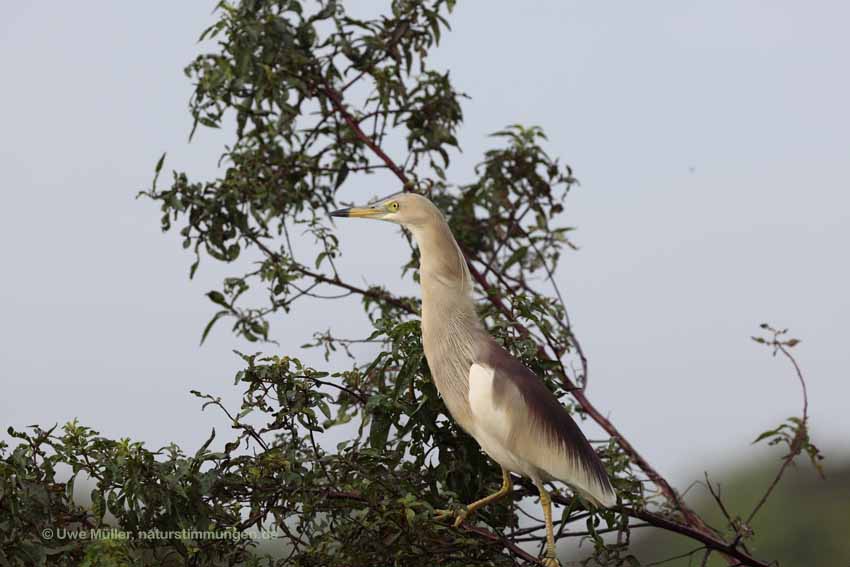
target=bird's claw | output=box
[433,508,452,522]
[433,507,468,528]
[541,558,561,567]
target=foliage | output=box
[1,1,823,566]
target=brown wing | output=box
[479,338,616,507]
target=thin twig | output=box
[746,331,811,526]
[704,473,734,532]
[643,546,706,567]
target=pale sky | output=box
[1,1,847,493]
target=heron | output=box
[331,192,615,567]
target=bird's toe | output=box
[541,558,561,567]
[451,510,468,528]
[433,507,467,528]
[433,508,452,522]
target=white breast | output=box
[467,363,530,475]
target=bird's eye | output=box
[387,201,400,212]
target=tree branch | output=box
[247,232,417,315]
[319,79,411,187]
[624,508,769,567]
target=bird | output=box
[331,192,615,567]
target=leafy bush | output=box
[0,2,822,566]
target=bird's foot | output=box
[541,558,561,567]
[433,508,452,522]
[433,506,468,528]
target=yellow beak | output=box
[329,206,383,218]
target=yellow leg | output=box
[536,481,560,567]
[435,467,512,528]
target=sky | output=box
[1,1,847,498]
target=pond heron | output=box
[331,192,615,566]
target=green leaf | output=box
[154,152,166,174]
[200,310,229,345]
[206,291,228,307]
[317,400,332,420]
[334,164,349,189]
[152,152,166,188]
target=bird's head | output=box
[329,192,436,228]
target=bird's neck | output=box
[408,216,482,431]
[407,217,477,323]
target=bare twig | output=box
[643,546,706,567]
[704,473,735,532]
[705,473,752,552]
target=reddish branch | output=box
[320,81,411,187]
[569,386,716,534]
[625,508,769,567]
[247,232,417,315]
